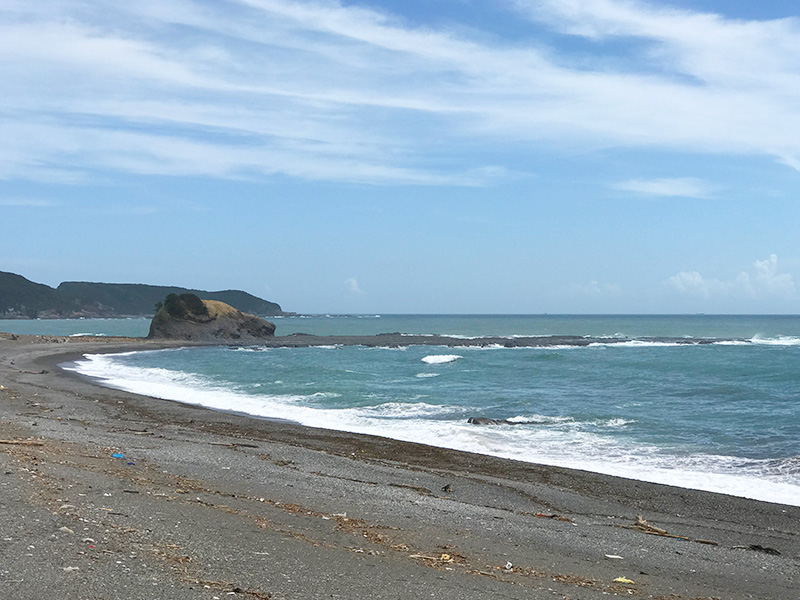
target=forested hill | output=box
[0,271,286,319]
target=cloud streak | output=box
[614,177,715,198]
[0,197,58,207]
[2,0,800,184]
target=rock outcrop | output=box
[147,294,276,343]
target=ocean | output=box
[7,314,798,506]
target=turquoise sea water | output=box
[34,314,800,506]
[0,317,152,337]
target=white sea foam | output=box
[369,402,460,418]
[68,332,108,337]
[604,418,635,427]
[750,335,800,346]
[421,354,462,364]
[416,373,440,378]
[65,350,800,507]
[400,333,489,340]
[592,340,687,348]
[507,414,573,425]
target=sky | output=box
[2,0,800,314]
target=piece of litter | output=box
[58,527,75,535]
[605,554,624,560]
[613,576,635,584]
[505,561,513,570]
[63,566,80,573]
[112,453,124,459]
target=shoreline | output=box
[1,334,798,598]
[60,337,800,508]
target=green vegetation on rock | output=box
[148,296,276,342]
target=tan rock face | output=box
[147,294,275,343]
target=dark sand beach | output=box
[1,333,797,599]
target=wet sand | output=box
[0,333,797,599]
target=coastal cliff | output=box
[147,293,276,342]
[0,270,287,318]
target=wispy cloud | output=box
[345,277,364,295]
[613,177,715,198]
[2,0,800,184]
[0,196,58,207]
[666,255,796,299]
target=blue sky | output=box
[2,0,800,314]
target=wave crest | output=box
[421,354,462,364]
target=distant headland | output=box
[0,270,290,319]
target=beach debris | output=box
[633,516,669,535]
[732,544,782,556]
[623,515,720,547]
[0,439,44,446]
[408,553,457,564]
[441,483,453,493]
[63,566,80,573]
[535,512,573,522]
[504,561,513,571]
[613,576,635,584]
[112,452,124,458]
[58,526,75,535]
[605,554,624,560]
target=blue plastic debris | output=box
[112,452,124,458]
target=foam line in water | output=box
[750,335,800,346]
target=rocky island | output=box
[148,293,276,342]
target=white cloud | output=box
[613,177,715,198]
[750,255,796,297]
[1,0,800,184]
[345,277,364,294]
[0,197,58,207]
[666,255,796,299]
